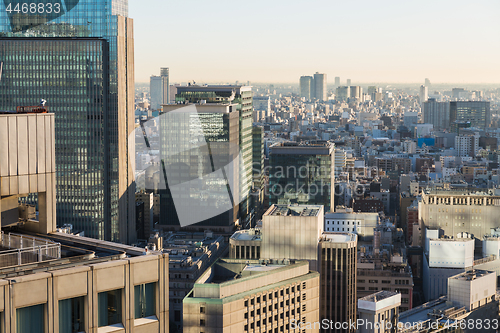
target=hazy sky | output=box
[130,0,500,84]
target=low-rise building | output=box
[358,291,401,333]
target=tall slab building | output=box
[0,0,136,243]
[150,67,170,110]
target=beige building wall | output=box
[261,205,324,271]
[419,190,500,247]
[0,253,169,333]
[117,16,137,244]
[0,113,56,234]
[184,260,320,333]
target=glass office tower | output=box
[269,141,335,211]
[0,0,136,243]
[175,85,253,225]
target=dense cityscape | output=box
[0,0,500,332]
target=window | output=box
[200,307,205,314]
[59,296,84,333]
[17,304,44,333]
[98,289,122,327]
[257,296,261,303]
[263,295,266,302]
[245,300,248,307]
[135,283,156,319]
[200,319,206,326]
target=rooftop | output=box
[266,204,322,217]
[320,232,357,243]
[230,229,262,241]
[450,269,492,281]
[359,290,399,303]
[162,231,225,265]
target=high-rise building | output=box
[300,75,314,100]
[150,67,170,110]
[314,72,327,101]
[159,103,240,230]
[0,0,136,243]
[349,86,362,100]
[319,232,357,333]
[335,76,341,87]
[358,291,401,333]
[450,101,491,130]
[174,85,254,224]
[419,85,428,104]
[252,126,265,219]
[347,79,352,86]
[423,99,450,130]
[268,141,335,211]
[425,78,431,86]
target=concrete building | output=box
[324,212,379,239]
[0,112,56,235]
[399,270,499,332]
[418,188,500,248]
[261,205,324,271]
[423,99,450,130]
[0,232,170,333]
[455,134,479,157]
[319,233,357,333]
[0,112,170,332]
[183,259,320,333]
[164,231,226,331]
[230,228,262,259]
[357,291,401,333]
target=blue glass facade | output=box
[0,0,136,243]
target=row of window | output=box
[244,283,306,307]
[15,283,155,333]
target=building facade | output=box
[0,0,136,243]
[319,233,357,333]
[183,259,320,333]
[150,68,170,110]
[450,101,490,130]
[300,76,314,101]
[423,100,450,130]
[269,142,335,211]
[175,85,253,223]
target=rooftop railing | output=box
[0,232,61,268]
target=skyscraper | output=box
[300,75,314,100]
[334,76,340,87]
[150,67,170,110]
[173,85,253,225]
[319,233,357,333]
[346,78,352,86]
[419,85,428,104]
[0,0,136,243]
[159,103,240,230]
[314,72,327,101]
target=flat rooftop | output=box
[321,232,357,243]
[266,205,322,217]
[359,290,399,303]
[162,231,224,264]
[230,229,262,241]
[450,269,492,281]
[242,264,282,273]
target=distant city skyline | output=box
[131,0,500,84]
